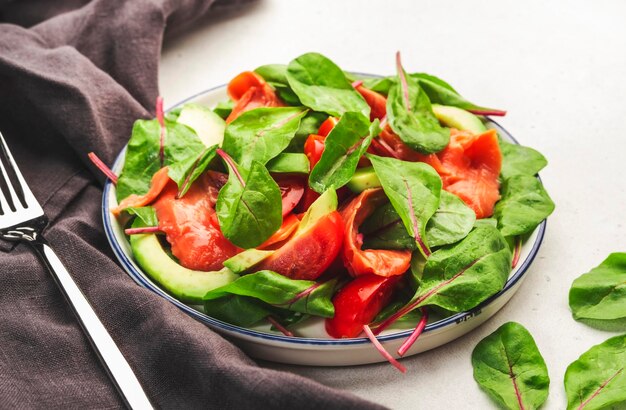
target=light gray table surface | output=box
[159,1,626,408]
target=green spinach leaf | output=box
[564,334,626,410]
[361,191,475,250]
[472,322,550,410]
[126,206,158,226]
[413,73,504,114]
[287,111,327,152]
[386,63,449,154]
[204,295,271,327]
[116,119,205,201]
[254,64,301,105]
[216,156,282,249]
[309,112,379,193]
[494,175,555,237]
[569,253,626,331]
[221,107,306,169]
[167,145,218,197]
[203,270,336,318]
[368,155,442,257]
[213,100,233,120]
[286,52,370,117]
[373,226,511,332]
[500,140,548,180]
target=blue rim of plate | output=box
[102,83,547,346]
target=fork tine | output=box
[0,131,39,211]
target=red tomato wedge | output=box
[438,128,501,218]
[256,213,300,250]
[275,175,305,217]
[226,71,285,123]
[317,117,339,137]
[355,85,387,121]
[255,211,344,280]
[153,172,240,271]
[325,274,401,338]
[113,167,171,216]
[340,189,412,277]
[304,134,326,169]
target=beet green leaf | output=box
[309,112,379,193]
[386,62,449,154]
[569,253,626,331]
[216,157,282,249]
[286,52,370,118]
[564,334,626,410]
[203,270,337,318]
[472,322,550,410]
[494,175,555,237]
[116,118,205,201]
[368,155,442,257]
[221,107,306,169]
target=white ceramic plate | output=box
[102,84,546,366]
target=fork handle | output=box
[31,241,153,410]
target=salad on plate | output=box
[95,52,554,367]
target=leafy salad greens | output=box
[97,51,555,373]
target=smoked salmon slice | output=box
[438,129,501,218]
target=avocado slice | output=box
[432,104,487,134]
[223,249,275,274]
[177,103,226,147]
[130,233,238,303]
[297,188,338,233]
[346,167,381,193]
[266,153,310,174]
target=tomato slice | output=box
[257,213,300,250]
[304,134,326,168]
[325,274,401,338]
[341,189,412,277]
[153,172,240,271]
[275,175,305,217]
[317,117,339,137]
[255,211,344,280]
[225,71,285,123]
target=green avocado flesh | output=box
[346,167,381,193]
[130,233,238,303]
[223,249,274,274]
[177,103,226,147]
[432,104,487,134]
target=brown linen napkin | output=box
[0,1,386,408]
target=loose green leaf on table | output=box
[500,140,548,180]
[116,119,205,201]
[286,52,370,118]
[167,145,218,197]
[494,175,555,237]
[221,107,306,169]
[564,333,626,410]
[203,270,337,318]
[472,322,550,410]
[309,112,379,193]
[386,57,450,154]
[368,155,442,257]
[361,191,475,251]
[216,155,282,249]
[569,253,626,331]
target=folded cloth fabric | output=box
[0,1,385,408]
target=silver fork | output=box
[0,132,152,410]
